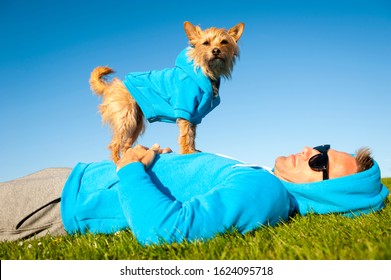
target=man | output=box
[0,144,388,244]
[273,145,370,183]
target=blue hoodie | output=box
[61,152,389,245]
[61,153,294,245]
[123,48,220,124]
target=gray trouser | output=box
[0,168,72,242]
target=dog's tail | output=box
[89,66,114,95]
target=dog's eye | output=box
[202,41,209,46]
[221,40,228,45]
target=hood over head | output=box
[281,160,389,217]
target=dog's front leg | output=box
[177,118,197,154]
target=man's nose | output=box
[301,146,314,159]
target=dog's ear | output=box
[228,22,245,42]
[184,21,202,45]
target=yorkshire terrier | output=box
[89,21,244,163]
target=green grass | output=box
[1,178,390,260]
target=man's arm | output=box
[116,144,171,171]
[115,146,291,245]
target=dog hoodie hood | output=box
[123,48,220,124]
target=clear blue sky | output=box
[1,0,390,182]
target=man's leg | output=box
[0,168,72,241]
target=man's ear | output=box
[228,22,245,42]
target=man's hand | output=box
[116,144,172,171]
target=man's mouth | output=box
[290,154,296,167]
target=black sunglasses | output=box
[309,145,330,180]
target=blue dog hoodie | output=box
[123,48,220,124]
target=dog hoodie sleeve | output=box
[171,72,204,122]
[172,75,220,124]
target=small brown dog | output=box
[90,21,244,163]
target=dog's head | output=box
[184,21,244,81]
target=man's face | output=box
[274,146,358,183]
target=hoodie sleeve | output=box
[116,162,290,245]
[171,73,203,122]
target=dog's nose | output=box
[212,48,221,56]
